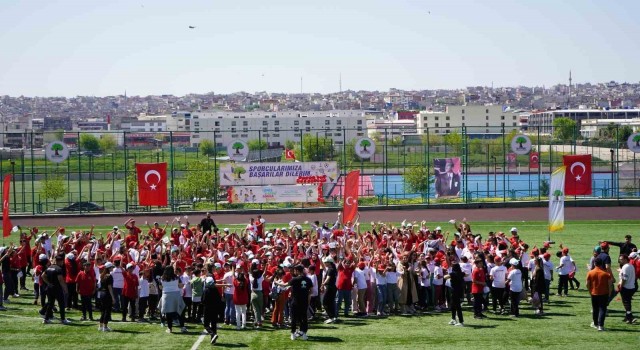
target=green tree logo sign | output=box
[627,133,640,153]
[227,140,248,161]
[553,189,563,201]
[45,141,69,163]
[355,137,375,159]
[510,134,531,155]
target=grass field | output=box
[1,220,639,349]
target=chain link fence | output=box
[0,125,637,214]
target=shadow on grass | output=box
[464,324,497,329]
[214,342,249,348]
[308,335,343,343]
[111,329,147,334]
[337,319,366,327]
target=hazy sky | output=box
[1,0,639,97]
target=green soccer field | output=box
[0,220,638,350]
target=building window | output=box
[294,127,299,131]
[446,130,450,134]
[325,120,330,125]
[275,127,279,131]
[357,120,362,125]
[501,116,505,120]
[513,115,517,120]
[243,128,248,132]
[243,121,248,126]
[486,116,489,120]
[357,126,362,131]
[231,121,236,126]
[435,116,439,121]
[423,123,428,128]
[501,122,505,127]
[486,129,489,133]
[273,133,279,137]
[462,123,465,126]
[262,127,267,132]
[513,122,517,126]
[336,120,342,125]
[435,123,439,127]
[462,116,465,121]
[231,128,236,132]
[446,116,450,120]
[262,121,268,126]
[275,121,279,125]
[305,121,310,126]
[446,123,450,127]
[435,130,439,134]
[486,109,489,113]
[486,123,489,127]
[305,127,311,132]
[231,134,238,138]
[294,121,299,125]
[240,134,248,138]
[462,109,465,114]
[215,121,220,126]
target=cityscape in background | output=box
[1,77,640,150]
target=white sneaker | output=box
[61,319,71,325]
[590,322,597,329]
[98,325,104,331]
[103,326,112,332]
[165,328,172,334]
[180,327,188,333]
[597,326,604,331]
[448,319,457,325]
[300,332,308,340]
[290,333,298,340]
[324,318,333,324]
[455,322,464,327]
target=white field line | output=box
[191,334,206,350]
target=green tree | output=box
[79,134,101,153]
[470,139,484,155]
[199,139,216,157]
[388,136,403,147]
[444,131,462,154]
[40,174,66,201]
[127,171,137,203]
[360,138,372,152]
[232,141,245,155]
[516,136,527,148]
[99,134,117,154]
[301,134,334,161]
[618,125,633,144]
[176,161,218,201]
[403,166,434,199]
[248,139,268,151]
[634,134,640,147]
[552,117,577,141]
[539,179,549,197]
[285,139,296,150]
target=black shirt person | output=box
[602,235,637,256]
[280,265,313,340]
[41,254,69,324]
[199,213,217,234]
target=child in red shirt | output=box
[232,265,250,330]
[76,262,96,320]
[122,263,139,322]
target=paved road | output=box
[9,206,639,228]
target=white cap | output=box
[509,258,519,266]
[267,233,274,238]
[229,257,237,263]
[236,263,243,269]
[289,221,297,227]
[251,258,260,264]
[214,262,222,268]
[126,263,135,269]
[248,254,255,260]
[282,261,292,268]
[511,227,518,232]
[435,226,442,231]
[66,253,75,260]
[180,224,187,228]
[104,262,114,269]
[259,218,265,223]
[223,252,230,256]
[629,252,638,259]
[265,252,272,256]
[113,226,118,230]
[323,257,334,264]
[223,228,230,232]
[257,238,264,243]
[205,276,215,284]
[38,254,48,261]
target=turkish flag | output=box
[3,175,13,238]
[529,152,539,169]
[136,163,168,206]
[285,149,296,160]
[563,155,592,195]
[342,170,359,224]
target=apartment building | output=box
[417,105,519,136]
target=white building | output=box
[528,108,640,134]
[580,118,640,138]
[121,116,167,133]
[416,105,519,136]
[165,110,367,148]
[367,119,417,141]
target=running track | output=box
[9,206,639,228]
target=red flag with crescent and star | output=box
[136,163,168,206]
[342,170,359,224]
[563,155,592,195]
[529,152,539,169]
[285,149,296,160]
[3,175,13,238]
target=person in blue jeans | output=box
[335,258,355,318]
[221,263,236,325]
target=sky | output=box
[1,0,639,97]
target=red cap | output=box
[494,256,502,264]
[33,227,39,233]
[217,243,225,249]
[543,242,550,248]
[562,248,569,254]
[543,253,551,259]
[600,242,609,249]
[451,240,457,246]
[377,264,386,272]
[128,242,137,248]
[357,262,366,270]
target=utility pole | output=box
[568,70,572,108]
[339,73,342,93]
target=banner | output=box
[434,158,461,198]
[3,175,12,238]
[563,155,592,195]
[220,161,338,186]
[529,152,539,169]
[136,163,168,206]
[227,185,321,204]
[506,153,517,170]
[549,166,566,232]
[342,170,360,224]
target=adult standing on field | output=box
[98,262,115,332]
[618,254,637,324]
[586,258,612,331]
[280,264,313,341]
[41,254,70,324]
[199,212,217,235]
[602,235,637,256]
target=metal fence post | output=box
[124,131,129,213]
[170,131,175,211]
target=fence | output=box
[0,124,638,214]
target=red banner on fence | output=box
[136,163,168,206]
[3,175,13,238]
[342,171,359,224]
